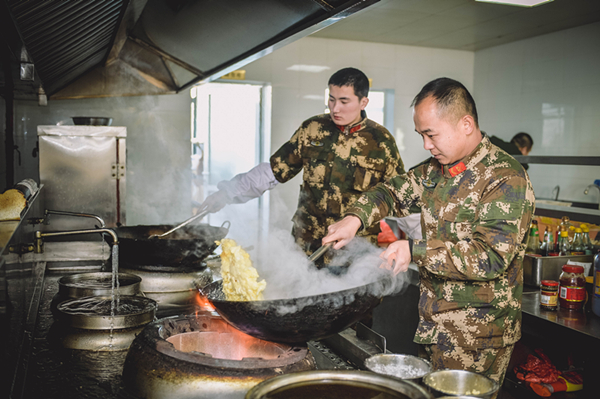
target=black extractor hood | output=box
[0,0,378,100]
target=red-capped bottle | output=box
[559,265,586,311]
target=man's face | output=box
[519,146,530,156]
[328,84,368,126]
[413,96,469,165]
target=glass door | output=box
[191,82,271,247]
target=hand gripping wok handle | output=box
[308,242,332,263]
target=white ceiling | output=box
[311,0,600,51]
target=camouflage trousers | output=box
[422,342,514,397]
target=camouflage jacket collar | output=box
[335,110,368,135]
[440,133,490,179]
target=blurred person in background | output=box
[199,67,405,263]
[490,132,533,170]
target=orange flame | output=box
[195,292,216,312]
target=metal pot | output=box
[72,116,113,126]
[245,370,433,399]
[58,272,141,298]
[200,276,392,344]
[51,295,157,351]
[422,370,499,399]
[112,222,228,269]
[365,354,431,384]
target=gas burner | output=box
[123,313,315,399]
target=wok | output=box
[200,276,391,344]
[112,223,228,270]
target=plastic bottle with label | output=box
[593,250,600,318]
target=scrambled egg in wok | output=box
[218,238,266,301]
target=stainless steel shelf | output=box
[513,155,600,165]
[535,202,600,225]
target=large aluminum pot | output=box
[246,370,433,399]
[72,116,112,126]
[422,370,499,399]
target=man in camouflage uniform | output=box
[200,68,404,258]
[323,77,535,386]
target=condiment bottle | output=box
[559,216,571,234]
[541,226,555,256]
[580,224,592,255]
[559,265,586,311]
[571,228,584,255]
[559,231,571,256]
[540,280,558,311]
[526,220,540,255]
[540,228,549,256]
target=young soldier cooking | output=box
[199,68,404,262]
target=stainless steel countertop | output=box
[521,291,600,341]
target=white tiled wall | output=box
[243,37,474,226]
[474,22,600,204]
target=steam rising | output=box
[254,230,407,302]
[201,188,410,316]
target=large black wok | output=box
[112,223,228,269]
[200,277,391,344]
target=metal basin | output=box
[365,354,431,383]
[55,295,157,330]
[422,370,499,399]
[246,370,433,399]
[58,272,141,298]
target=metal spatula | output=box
[149,209,209,239]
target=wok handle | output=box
[153,209,209,238]
[308,242,332,263]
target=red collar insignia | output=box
[336,124,362,134]
[448,162,466,177]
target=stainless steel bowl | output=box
[72,116,113,126]
[246,370,434,399]
[422,370,499,399]
[365,354,431,382]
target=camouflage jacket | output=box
[270,113,404,254]
[347,135,535,349]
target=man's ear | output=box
[360,96,369,110]
[461,114,475,136]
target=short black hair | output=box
[411,77,478,127]
[328,68,369,99]
[511,132,534,151]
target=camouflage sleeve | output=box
[269,126,304,183]
[382,138,405,179]
[412,174,535,281]
[346,166,425,228]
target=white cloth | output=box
[217,162,279,204]
[389,214,423,240]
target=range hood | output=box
[1,0,378,100]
